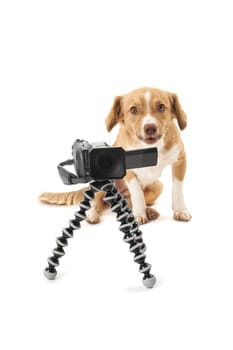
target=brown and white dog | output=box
[40,87,191,224]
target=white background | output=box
[1,0,233,349]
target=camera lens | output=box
[98,155,113,170]
[90,147,126,180]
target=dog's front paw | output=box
[173,209,192,222]
[135,207,160,225]
[135,214,149,225]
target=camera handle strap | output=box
[57,159,79,185]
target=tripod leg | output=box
[43,189,95,280]
[93,180,156,288]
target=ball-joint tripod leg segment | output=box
[43,180,156,288]
[97,180,156,288]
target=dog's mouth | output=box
[138,134,162,145]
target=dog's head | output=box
[105,87,187,146]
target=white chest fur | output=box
[132,143,180,188]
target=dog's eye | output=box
[130,106,138,115]
[157,103,166,113]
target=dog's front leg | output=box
[172,154,192,221]
[125,171,148,224]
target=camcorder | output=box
[58,139,158,185]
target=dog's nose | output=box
[144,124,157,136]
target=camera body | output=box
[58,139,158,185]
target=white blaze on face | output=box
[142,91,157,136]
[145,91,150,114]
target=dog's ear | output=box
[105,96,123,132]
[170,93,187,130]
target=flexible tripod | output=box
[44,179,156,288]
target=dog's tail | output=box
[39,188,89,205]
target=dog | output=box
[39,87,191,224]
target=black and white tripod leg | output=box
[43,189,94,280]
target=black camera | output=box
[58,139,158,185]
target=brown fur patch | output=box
[172,152,187,181]
[105,96,123,132]
[170,93,187,130]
